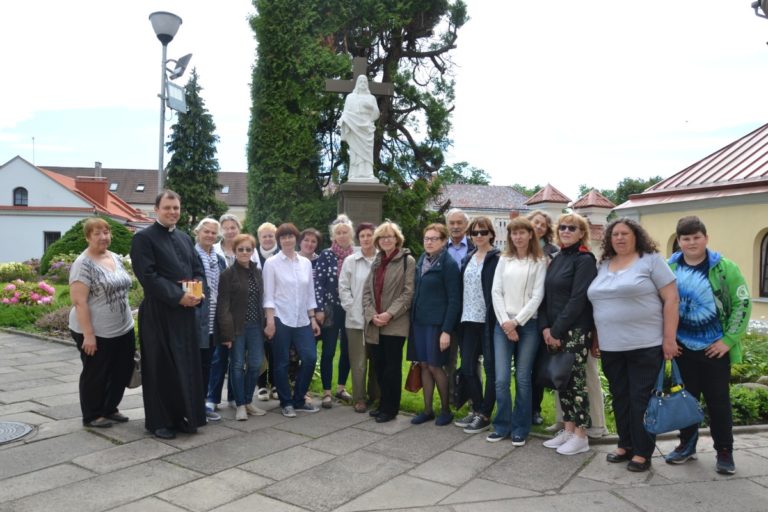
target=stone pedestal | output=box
[338,181,388,225]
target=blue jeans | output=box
[493,321,539,438]
[229,323,265,406]
[320,303,350,389]
[272,317,317,408]
[207,343,234,404]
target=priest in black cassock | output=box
[130,191,207,439]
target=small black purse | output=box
[534,347,576,391]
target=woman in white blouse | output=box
[263,223,321,418]
[487,217,547,445]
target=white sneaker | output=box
[235,405,248,421]
[556,434,590,455]
[256,387,269,401]
[246,403,266,416]
[228,400,237,409]
[543,429,573,449]
[205,401,217,412]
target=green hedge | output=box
[40,216,134,274]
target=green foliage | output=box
[0,262,36,282]
[34,307,70,336]
[0,304,52,328]
[437,162,490,185]
[39,217,133,275]
[247,0,467,232]
[578,176,663,208]
[729,385,768,425]
[510,183,543,198]
[382,177,443,256]
[732,333,768,383]
[44,253,78,284]
[165,69,228,233]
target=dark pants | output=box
[320,303,351,389]
[71,329,135,425]
[272,318,317,408]
[531,341,546,416]
[601,346,662,459]
[207,343,234,404]
[373,335,406,416]
[459,322,495,418]
[257,342,275,390]
[676,345,733,451]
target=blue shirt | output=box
[674,258,723,350]
[447,236,470,266]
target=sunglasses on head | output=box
[558,225,578,232]
[470,230,490,236]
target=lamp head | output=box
[168,53,193,80]
[149,11,183,45]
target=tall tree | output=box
[165,69,227,232]
[510,183,542,198]
[578,176,662,207]
[247,0,467,243]
[438,162,491,185]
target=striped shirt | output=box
[195,244,220,334]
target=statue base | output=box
[338,181,388,225]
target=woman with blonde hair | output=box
[314,214,356,408]
[539,213,597,455]
[362,221,416,423]
[487,217,547,444]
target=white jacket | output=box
[339,250,376,329]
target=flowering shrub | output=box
[1,280,56,305]
[0,262,36,282]
[45,253,78,284]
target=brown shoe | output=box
[354,401,367,413]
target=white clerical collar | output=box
[156,220,176,232]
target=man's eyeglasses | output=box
[470,230,490,237]
[558,225,578,232]
[236,247,254,253]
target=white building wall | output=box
[0,158,90,208]
[0,212,86,263]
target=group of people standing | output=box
[67,190,751,476]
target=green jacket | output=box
[669,249,751,363]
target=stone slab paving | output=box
[1,331,768,512]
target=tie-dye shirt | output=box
[674,259,723,350]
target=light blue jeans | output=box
[229,323,265,407]
[492,320,539,439]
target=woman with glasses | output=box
[362,221,415,423]
[217,234,267,421]
[263,223,321,417]
[454,217,501,434]
[539,214,597,455]
[409,223,461,426]
[487,217,547,444]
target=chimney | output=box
[95,161,102,178]
[75,176,109,208]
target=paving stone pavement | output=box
[1,331,768,511]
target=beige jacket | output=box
[362,249,415,343]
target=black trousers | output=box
[676,345,733,451]
[601,346,662,459]
[373,335,406,416]
[459,322,495,418]
[71,329,135,424]
[200,334,214,404]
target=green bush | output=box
[730,385,768,425]
[0,304,56,328]
[0,262,36,282]
[732,333,768,383]
[40,216,134,274]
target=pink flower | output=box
[1,298,9,304]
[30,293,40,301]
[38,281,55,295]
[4,283,16,292]
[40,296,52,304]
[10,297,18,303]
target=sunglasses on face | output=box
[558,225,578,232]
[236,247,254,253]
[470,230,490,237]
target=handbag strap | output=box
[653,359,686,395]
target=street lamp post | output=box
[149,11,183,194]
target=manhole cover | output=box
[0,421,34,444]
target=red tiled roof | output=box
[525,184,571,205]
[41,170,151,224]
[616,122,768,210]
[572,189,616,209]
[435,184,529,211]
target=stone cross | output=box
[325,56,394,97]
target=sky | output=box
[3,1,768,200]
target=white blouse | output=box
[491,255,547,327]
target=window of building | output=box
[13,187,28,206]
[222,186,230,194]
[136,184,145,192]
[761,232,768,298]
[43,231,61,252]
[109,183,119,191]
